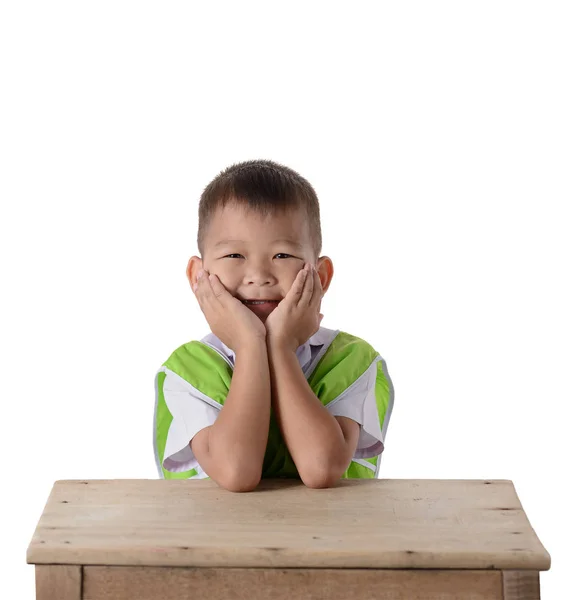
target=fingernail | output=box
[197,270,204,279]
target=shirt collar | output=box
[205,328,328,372]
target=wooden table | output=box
[26,478,550,599]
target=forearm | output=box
[267,339,347,485]
[208,337,271,486]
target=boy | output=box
[153,159,394,492]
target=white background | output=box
[1,1,567,596]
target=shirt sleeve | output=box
[161,369,221,473]
[325,359,384,459]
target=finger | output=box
[309,266,324,308]
[207,273,230,301]
[192,270,204,293]
[285,265,309,305]
[192,271,209,316]
[204,272,228,307]
[298,264,315,309]
[195,271,219,313]
[192,271,206,311]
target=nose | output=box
[244,261,277,286]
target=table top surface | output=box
[26,478,550,570]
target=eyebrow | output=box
[213,239,304,249]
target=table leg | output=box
[36,565,81,600]
[502,570,540,599]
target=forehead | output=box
[206,203,311,250]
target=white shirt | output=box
[158,326,385,476]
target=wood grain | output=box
[502,570,540,599]
[35,565,81,600]
[83,566,504,600]
[27,479,551,571]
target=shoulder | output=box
[312,327,380,368]
[307,327,382,404]
[157,338,233,396]
[164,339,228,367]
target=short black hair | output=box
[197,159,322,258]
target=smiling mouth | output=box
[242,299,280,305]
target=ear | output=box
[315,256,334,294]
[186,256,204,289]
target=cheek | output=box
[211,268,238,294]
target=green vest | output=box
[154,331,393,480]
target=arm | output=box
[191,337,271,492]
[267,339,360,488]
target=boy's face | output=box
[187,201,333,323]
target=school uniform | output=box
[153,326,394,480]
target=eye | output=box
[223,253,293,259]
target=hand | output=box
[265,263,324,352]
[192,269,266,352]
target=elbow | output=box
[300,462,343,489]
[220,467,261,493]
